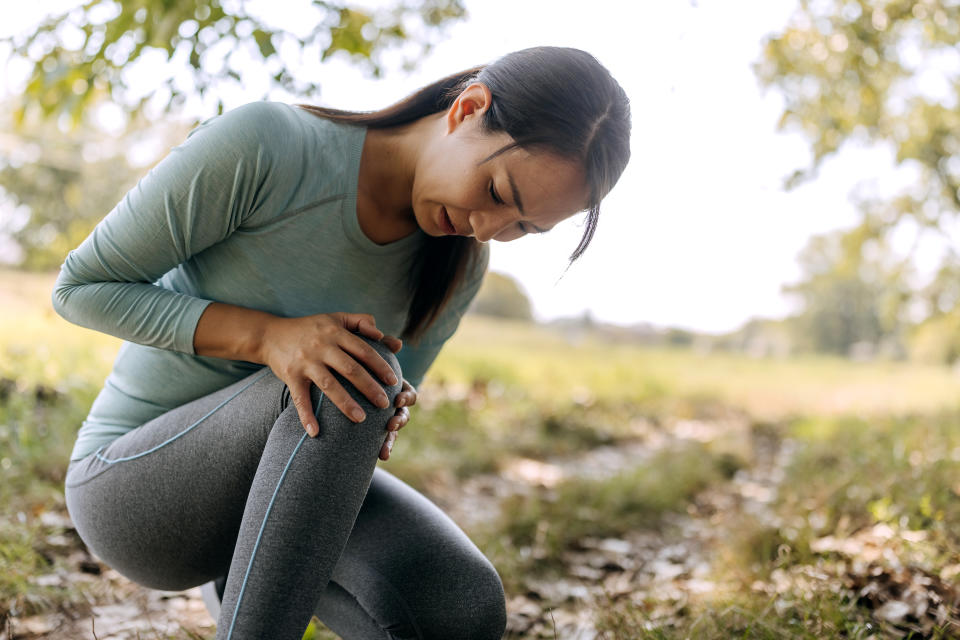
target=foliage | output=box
[3,0,467,127]
[0,105,167,270]
[782,218,912,356]
[467,270,534,321]
[910,306,960,363]
[756,0,960,360]
[755,0,960,195]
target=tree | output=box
[756,0,960,357]
[3,0,466,127]
[468,272,534,321]
[781,196,918,355]
[0,105,188,269]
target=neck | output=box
[356,113,441,243]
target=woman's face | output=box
[411,84,590,243]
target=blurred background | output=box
[2,1,960,638]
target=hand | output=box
[258,312,402,437]
[379,378,417,461]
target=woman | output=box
[54,46,631,639]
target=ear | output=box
[445,82,493,134]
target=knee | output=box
[427,558,507,640]
[308,333,403,434]
[464,568,507,640]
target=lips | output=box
[439,206,457,235]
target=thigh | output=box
[318,468,507,640]
[64,367,291,590]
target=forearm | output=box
[193,301,276,363]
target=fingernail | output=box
[378,394,390,409]
[309,425,318,437]
[388,373,398,385]
[352,408,365,421]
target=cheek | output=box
[492,226,526,242]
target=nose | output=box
[468,209,515,243]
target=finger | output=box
[387,406,409,431]
[307,365,367,423]
[381,335,403,354]
[395,406,410,431]
[288,378,320,437]
[379,430,398,461]
[386,430,398,454]
[323,347,392,409]
[339,313,384,341]
[340,333,399,387]
[401,379,417,402]
[394,389,417,408]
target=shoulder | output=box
[180,102,362,180]
[466,242,490,287]
[185,101,305,150]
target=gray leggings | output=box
[64,337,507,639]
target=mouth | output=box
[439,206,458,235]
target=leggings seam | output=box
[226,403,317,640]
[95,368,272,465]
[65,369,272,489]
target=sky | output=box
[0,0,914,333]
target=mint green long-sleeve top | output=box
[52,101,488,462]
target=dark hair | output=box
[297,46,631,342]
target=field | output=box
[3,268,960,639]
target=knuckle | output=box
[319,324,338,338]
[292,395,307,414]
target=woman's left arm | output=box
[380,377,417,461]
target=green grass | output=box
[433,314,960,421]
[594,588,957,640]
[775,411,960,566]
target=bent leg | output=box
[314,468,507,640]
[218,358,401,639]
[65,335,402,640]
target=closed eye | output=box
[489,181,504,205]
[491,180,539,236]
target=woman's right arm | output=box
[52,102,397,435]
[194,302,400,437]
[50,103,276,354]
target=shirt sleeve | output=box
[51,102,278,354]
[397,243,489,388]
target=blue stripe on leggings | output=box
[95,369,272,464]
[227,427,311,640]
